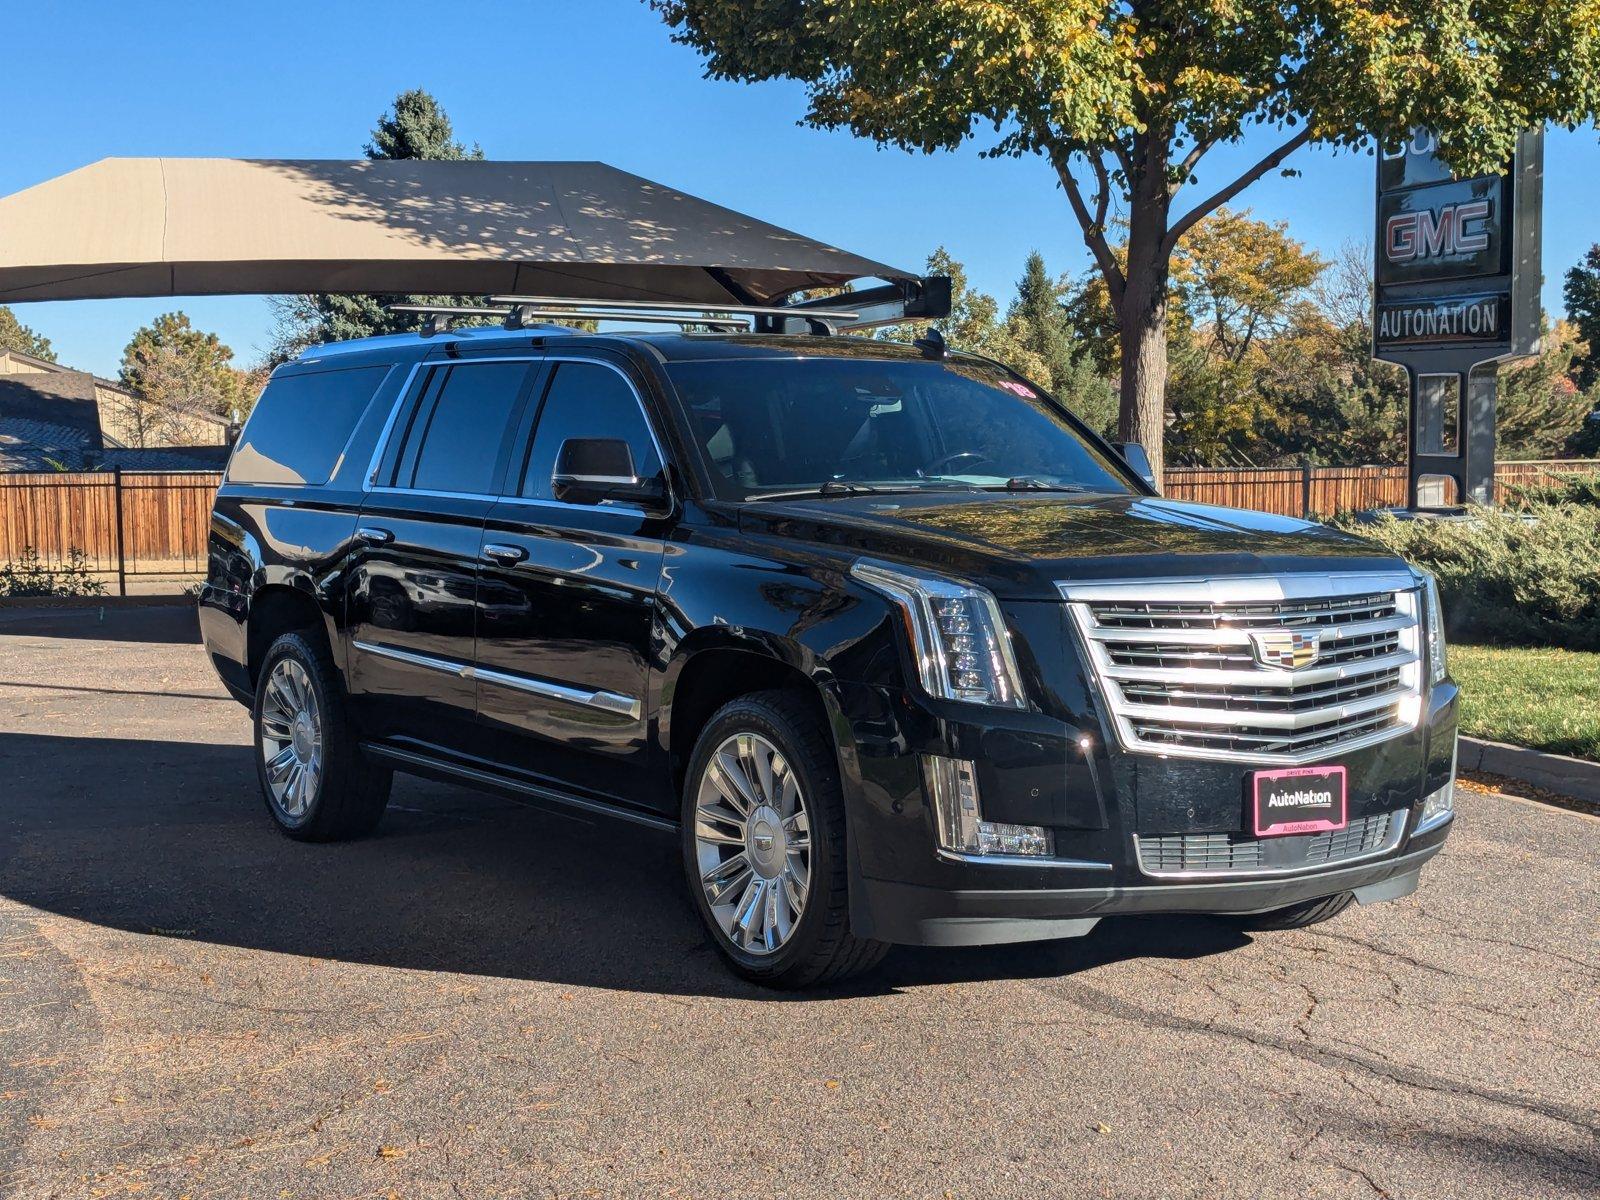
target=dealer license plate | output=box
[1252,765,1348,837]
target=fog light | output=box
[922,754,1054,858]
[1417,779,1454,833]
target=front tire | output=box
[253,630,391,842]
[682,691,887,988]
[1223,891,1355,931]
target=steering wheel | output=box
[921,450,995,477]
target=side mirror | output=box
[551,438,667,508]
[1112,442,1159,493]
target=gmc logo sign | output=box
[1385,201,1491,264]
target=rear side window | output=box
[519,362,662,500]
[229,365,391,485]
[392,362,532,495]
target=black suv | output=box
[200,323,1457,987]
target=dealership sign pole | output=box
[1373,128,1543,509]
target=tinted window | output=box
[665,357,1132,500]
[397,362,531,494]
[520,362,662,500]
[229,365,390,485]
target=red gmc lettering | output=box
[1385,200,1491,263]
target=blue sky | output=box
[3,0,1597,379]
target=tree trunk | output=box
[1118,258,1169,484]
[1117,144,1173,485]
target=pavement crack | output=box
[1307,931,1467,979]
[1335,1160,1395,1198]
[1045,979,1600,1137]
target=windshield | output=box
[665,356,1135,501]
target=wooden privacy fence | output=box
[0,469,223,592]
[3,459,1600,592]
[1165,459,1600,518]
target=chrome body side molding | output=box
[352,640,641,720]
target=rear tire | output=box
[682,691,887,988]
[1223,891,1355,931]
[253,630,391,842]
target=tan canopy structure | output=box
[0,158,914,306]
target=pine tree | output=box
[1005,252,1116,436]
[0,306,56,362]
[1563,246,1600,392]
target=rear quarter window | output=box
[228,364,393,485]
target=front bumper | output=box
[855,829,1447,946]
[834,672,1459,947]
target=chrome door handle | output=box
[356,526,394,545]
[482,543,528,565]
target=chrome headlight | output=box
[851,560,1027,708]
[1418,571,1447,684]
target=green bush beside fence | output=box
[1337,502,1600,651]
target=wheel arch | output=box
[661,633,861,802]
[246,577,337,687]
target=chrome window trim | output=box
[519,355,672,505]
[1059,572,1426,766]
[361,354,673,513]
[1133,807,1409,880]
[226,360,406,489]
[363,360,430,489]
[364,354,545,492]
[352,640,640,720]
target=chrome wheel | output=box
[259,657,322,820]
[693,732,812,956]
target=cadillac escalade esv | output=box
[200,322,1457,987]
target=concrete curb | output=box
[1460,736,1600,805]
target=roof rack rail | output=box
[386,304,514,336]
[503,305,747,332]
[492,294,856,335]
[388,275,952,339]
[385,302,750,335]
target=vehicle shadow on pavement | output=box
[0,730,1247,998]
[0,604,199,645]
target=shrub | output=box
[0,547,108,599]
[1334,504,1600,650]
[1502,472,1600,509]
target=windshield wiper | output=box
[996,477,1089,492]
[746,481,886,501]
[747,479,991,502]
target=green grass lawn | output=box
[1450,644,1600,762]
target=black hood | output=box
[738,492,1410,599]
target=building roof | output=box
[98,445,231,471]
[0,347,133,397]
[0,158,911,305]
[0,372,104,471]
[0,416,97,471]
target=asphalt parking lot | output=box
[0,604,1596,1199]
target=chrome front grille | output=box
[1135,810,1404,878]
[1061,573,1424,764]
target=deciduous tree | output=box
[1496,322,1597,459]
[652,0,1600,481]
[116,312,254,446]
